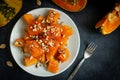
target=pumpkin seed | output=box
[36,0,41,6]
[108,13,117,22]
[6,60,13,67]
[0,43,6,49]
[73,0,78,5]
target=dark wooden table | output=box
[0,0,120,80]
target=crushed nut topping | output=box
[35,62,41,68]
[58,47,65,54]
[30,35,38,39]
[30,56,33,60]
[48,40,54,47]
[61,53,66,58]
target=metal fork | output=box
[67,42,97,80]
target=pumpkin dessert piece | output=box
[0,0,23,27]
[95,2,120,35]
[22,14,35,25]
[47,59,59,73]
[52,0,87,12]
[24,56,37,66]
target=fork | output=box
[67,42,97,80]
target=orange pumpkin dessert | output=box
[14,9,73,73]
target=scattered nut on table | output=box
[0,43,6,49]
[36,0,41,6]
[6,60,13,67]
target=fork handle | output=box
[67,58,85,80]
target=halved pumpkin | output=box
[0,0,23,27]
[95,2,120,35]
[52,0,87,12]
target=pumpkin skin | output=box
[95,2,120,35]
[52,0,87,12]
[0,0,23,27]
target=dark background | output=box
[0,0,120,80]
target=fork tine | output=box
[90,44,97,53]
[87,42,93,48]
[87,42,97,53]
[87,42,94,50]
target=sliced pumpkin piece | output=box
[95,2,120,35]
[24,40,43,59]
[56,47,70,62]
[47,59,59,73]
[52,0,87,12]
[46,44,59,61]
[22,14,35,24]
[24,56,37,66]
[46,9,60,24]
[61,25,73,37]
[14,38,25,47]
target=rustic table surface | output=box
[0,0,120,80]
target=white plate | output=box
[10,8,80,77]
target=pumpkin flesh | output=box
[95,2,120,35]
[52,0,87,12]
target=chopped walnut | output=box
[6,60,13,67]
[0,43,6,49]
[36,0,41,6]
[35,62,41,68]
